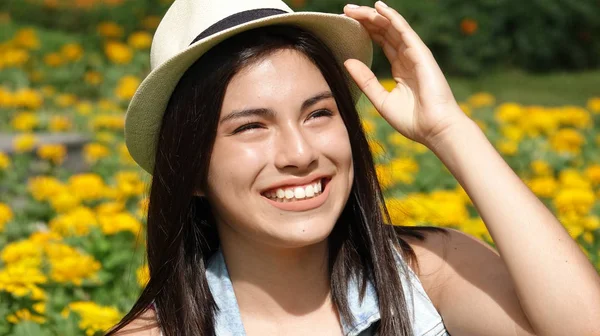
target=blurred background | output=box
[0,0,599,335]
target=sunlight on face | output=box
[205,49,354,251]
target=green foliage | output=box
[289,0,600,76]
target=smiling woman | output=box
[106,0,600,335]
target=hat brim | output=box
[125,12,373,174]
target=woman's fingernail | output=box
[346,4,359,9]
[376,1,388,7]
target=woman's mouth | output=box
[262,177,330,203]
[261,177,332,211]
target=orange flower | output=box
[460,18,478,36]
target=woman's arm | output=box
[428,115,600,336]
[343,2,600,335]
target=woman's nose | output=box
[274,125,318,171]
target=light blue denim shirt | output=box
[155,245,449,336]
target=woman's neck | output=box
[219,237,334,322]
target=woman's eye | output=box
[232,123,263,134]
[309,109,333,120]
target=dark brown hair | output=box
[107,24,448,336]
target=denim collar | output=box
[205,248,381,335]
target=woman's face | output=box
[204,48,354,249]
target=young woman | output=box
[108,1,600,335]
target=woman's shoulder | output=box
[112,306,162,336]
[400,227,500,311]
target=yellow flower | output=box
[500,125,524,142]
[49,206,97,236]
[494,103,522,124]
[361,118,376,135]
[13,28,40,50]
[68,174,107,201]
[64,302,121,336]
[115,171,147,198]
[460,217,492,242]
[43,52,64,67]
[97,22,124,38]
[84,143,110,163]
[586,97,600,114]
[95,201,125,215]
[555,106,591,128]
[584,164,600,185]
[104,41,132,64]
[0,151,11,170]
[136,264,150,287]
[32,302,46,315]
[0,264,47,299]
[0,47,30,69]
[5,308,46,324]
[98,99,120,112]
[37,144,67,165]
[128,31,152,49]
[13,88,43,109]
[84,71,102,85]
[28,176,66,201]
[46,243,101,285]
[76,101,94,115]
[468,92,495,108]
[530,160,553,176]
[496,139,518,156]
[1,239,43,267]
[553,188,595,216]
[549,129,585,155]
[12,133,38,153]
[91,114,125,130]
[54,93,77,107]
[368,139,386,158]
[49,115,72,132]
[98,212,142,236]
[0,202,13,232]
[387,157,419,185]
[115,75,141,100]
[526,176,558,198]
[559,169,591,190]
[60,43,83,61]
[49,191,81,213]
[11,111,38,131]
[375,164,394,190]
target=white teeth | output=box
[284,189,294,199]
[305,185,314,197]
[265,178,326,202]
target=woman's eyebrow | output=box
[219,91,334,125]
[301,91,333,110]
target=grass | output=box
[447,69,600,106]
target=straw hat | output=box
[124,0,373,174]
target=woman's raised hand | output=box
[343,2,467,148]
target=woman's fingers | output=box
[344,59,388,111]
[373,2,431,58]
[343,4,389,32]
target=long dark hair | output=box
[107,25,448,336]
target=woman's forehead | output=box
[221,49,332,112]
